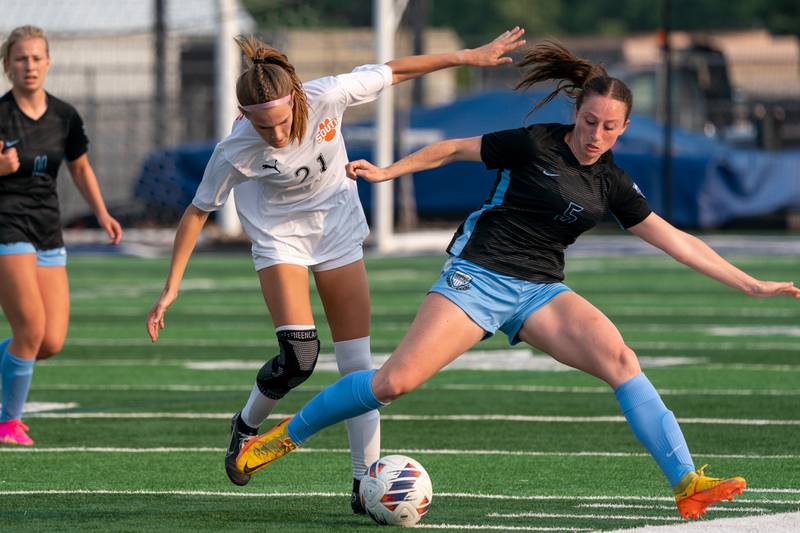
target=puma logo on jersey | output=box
[315,117,338,143]
[262,160,280,173]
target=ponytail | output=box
[516,40,631,119]
[234,35,308,143]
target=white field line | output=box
[31,382,800,398]
[488,512,681,522]
[52,338,800,352]
[0,489,795,501]
[605,511,800,533]
[577,503,771,513]
[633,341,800,352]
[708,326,800,337]
[4,446,800,464]
[701,363,800,371]
[68,305,799,318]
[435,384,800,397]
[20,412,800,426]
[416,526,589,531]
[0,489,796,505]
[40,355,800,372]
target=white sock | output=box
[335,336,380,479]
[240,383,278,429]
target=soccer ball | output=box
[359,455,433,526]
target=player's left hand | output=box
[462,27,526,67]
[746,280,800,299]
[97,213,123,245]
[346,159,391,183]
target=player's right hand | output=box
[0,141,21,176]
[346,159,389,183]
[147,289,177,343]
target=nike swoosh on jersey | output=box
[535,164,559,177]
[3,139,19,150]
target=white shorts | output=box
[245,188,370,272]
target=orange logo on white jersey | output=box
[315,117,338,143]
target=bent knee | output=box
[37,338,65,360]
[11,323,46,355]
[372,370,416,403]
[608,345,641,385]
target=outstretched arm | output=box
[347,136,482,183]
[629,212,800,298]
[386,27,525,85]
[146,204,211,342]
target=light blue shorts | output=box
[0,242,67,267]
[429,256,571,345]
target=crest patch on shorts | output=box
[447,270,473,291]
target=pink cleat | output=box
[0,419,34,446]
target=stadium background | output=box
[1,1,799,531]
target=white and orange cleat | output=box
[674,464,746,519]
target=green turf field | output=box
[1,252,798,531]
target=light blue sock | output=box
[1,343,36,422]
[615,373,695,488]
[0,337,10,354]
[287,369,385,444]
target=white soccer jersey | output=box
[192,64,393,269]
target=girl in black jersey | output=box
[0,26,122,446]
[233,41,800,520]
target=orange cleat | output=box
[235,417,298,477]
[674,464,746,519]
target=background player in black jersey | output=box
[232,40,800,520]
[0,26,122,446]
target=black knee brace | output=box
[256,329,320,400]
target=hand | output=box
[461,27,526,67]
[0,141,20,175]
[97,212,123,245]
[147,289,177,343]
[746,280,800,299]
[346,159,390,183]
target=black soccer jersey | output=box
[0,91,89,249]
[446,123,651,283]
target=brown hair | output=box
[516,40,632,120]
[1,25,50,81]
[234,35,308,143]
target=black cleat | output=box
[351,477,366,514]
[225,412,258,486]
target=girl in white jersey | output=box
[145,30,526,512]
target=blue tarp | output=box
[134,90,800,228]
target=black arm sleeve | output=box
[64,109,89,161]
[608,166,652,228]
[480,127,534,170]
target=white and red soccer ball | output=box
[359,455,433,526]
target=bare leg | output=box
[0,255,43,426]
[35,265,70,360]
[518,291,695,490]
